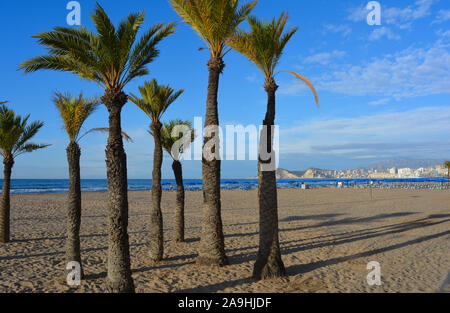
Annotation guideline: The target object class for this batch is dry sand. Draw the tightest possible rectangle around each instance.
[0,188,449,293]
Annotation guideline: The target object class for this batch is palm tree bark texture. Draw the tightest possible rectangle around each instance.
[150,121,164,261]
[172,159,185,243]
[101,89,135,293]
[197,57,229,266]
[0,155,14,243]
[253,78,286,280]
[65,142,84,278]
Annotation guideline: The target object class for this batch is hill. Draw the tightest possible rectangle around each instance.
[364,158,446,170]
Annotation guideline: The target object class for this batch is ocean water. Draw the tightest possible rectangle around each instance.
[0,178,448,194]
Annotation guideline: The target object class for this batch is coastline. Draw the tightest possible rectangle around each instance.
[2,178,449,195]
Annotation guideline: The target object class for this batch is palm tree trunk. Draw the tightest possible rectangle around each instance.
[197,57,228,266]
[65,142,84,278]
[172,160,184,243]
[253,78,286,280]
[0,155,13,243]
[102,89,134,293]
[150,121,164,262]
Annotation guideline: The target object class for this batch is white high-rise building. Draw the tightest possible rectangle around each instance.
[398,168,412,177]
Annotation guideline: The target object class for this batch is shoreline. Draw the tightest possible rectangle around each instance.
[7,181,450,196]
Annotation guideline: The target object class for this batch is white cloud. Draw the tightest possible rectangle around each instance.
[323,24,352,37]
[245,74,259,83]
[279,106,450,160]
[369,98,390,106]
[314,40,450,99]
[303,50,347,66]
[348,0,435,29]
[278,81,308,96]
[369,27,401,41]
[432,9,450,24]
[437,29,450,38]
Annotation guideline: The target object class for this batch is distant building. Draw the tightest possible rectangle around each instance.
[437,168,448,176]
[398,168,412,178]
[389,167,397,175]
[377,161,383,173]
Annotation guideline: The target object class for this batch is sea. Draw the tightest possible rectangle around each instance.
[0,178,448,194]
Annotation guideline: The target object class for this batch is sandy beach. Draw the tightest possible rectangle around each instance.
[0,188,449,293]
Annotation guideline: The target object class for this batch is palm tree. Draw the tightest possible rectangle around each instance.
[0,103,49,243]
[444,161,450,180]
[19,3,176,292]
[130,79,183,262]
[53,92,99,278]
[227,13,319,279]
[170,0,257,267]
[160,120,195,243]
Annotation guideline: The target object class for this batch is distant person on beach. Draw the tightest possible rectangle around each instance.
[170,184,174,191]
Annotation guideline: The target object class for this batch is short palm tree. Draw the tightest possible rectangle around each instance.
[227,13,319,280]
[160,120,195,243]
[130,79,183,262]
[444,161,450,180]
[19,3,176,292]
[170,0,257,267]
[53,92,99,279]
[0,103,49,243]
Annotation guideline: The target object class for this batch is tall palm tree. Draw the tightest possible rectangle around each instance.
[19,3,176,292]
[170,0,257,267]
[130,79,183,262]
[227,13,319,280]
[160,119,195,243]
[444,161,450,180]
[0,103,49,243]
[53,92,99,279]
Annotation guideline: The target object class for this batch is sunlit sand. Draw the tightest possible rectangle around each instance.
[0,188,448,293]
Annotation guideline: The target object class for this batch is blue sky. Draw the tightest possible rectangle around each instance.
[0,0,449,179]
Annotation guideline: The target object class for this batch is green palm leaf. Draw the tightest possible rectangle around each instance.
[171,0,257,58]
[0,104,49,159]
[157,119,196,159]
[19,2,177,91]
[53,92,100,142]
[129,79,184,124]
[227,13,319,106]
[80,127,134,143]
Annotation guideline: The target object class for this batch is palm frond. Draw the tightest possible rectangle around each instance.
[282,70,320,106]
[53,91,100,142]
[227,13,298,79]
[0,103,49,159]
[19,3,176,91]
[80,127,134,143]
[129,79,184,123]
[170,0,257,58]
[14,143,51,158]
[158,119,195,159]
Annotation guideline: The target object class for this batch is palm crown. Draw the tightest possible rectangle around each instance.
[228,13,297,79]
[228,13,319,105]
[160,119,195,160]
[53,92,100,143]
[170,0,257,58]
[129,79,184,124]
[0,104,49,159]
[19,3,176,91]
